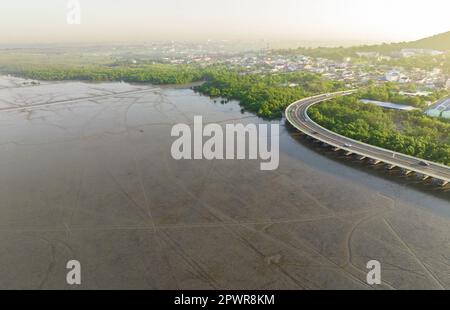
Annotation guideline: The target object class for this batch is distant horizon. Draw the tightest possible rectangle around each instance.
[0,37,386,49]
[1,31,449,50]
[1,0,450,46]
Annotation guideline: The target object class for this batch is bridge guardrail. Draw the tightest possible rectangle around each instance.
[285,91,450,183]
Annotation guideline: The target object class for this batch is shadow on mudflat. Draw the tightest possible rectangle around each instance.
[285,120,450,202]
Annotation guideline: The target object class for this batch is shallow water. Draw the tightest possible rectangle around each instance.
[0,76,448,289]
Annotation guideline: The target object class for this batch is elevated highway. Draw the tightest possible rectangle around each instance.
[285,91,450,187]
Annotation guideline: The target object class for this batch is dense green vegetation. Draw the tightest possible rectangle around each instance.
[309,97,450,165]
[1,62,345,118]
[1,58,345,118]
[2,51,449,164]
[0,63,205,85]
[195,70,345,118]
[357,82,448,109]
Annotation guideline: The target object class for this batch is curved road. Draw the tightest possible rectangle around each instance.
[285,91,450,186]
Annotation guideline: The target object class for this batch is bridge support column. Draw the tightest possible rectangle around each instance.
[386,164,396,170]
[432,178,449,187]
[416,174,430,181]
[401,169,413,176]
[357,155,366,160]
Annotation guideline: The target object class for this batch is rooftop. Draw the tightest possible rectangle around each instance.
[360,99,419,111]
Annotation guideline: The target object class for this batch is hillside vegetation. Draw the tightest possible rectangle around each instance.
[309,97,450,165]
[285,31,450,65]
[195,70,345,118]
[409,31,450,51]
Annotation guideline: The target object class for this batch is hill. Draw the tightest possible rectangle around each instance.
[288,30,450,60]
[348,31,450,53]
[406,31,450,51]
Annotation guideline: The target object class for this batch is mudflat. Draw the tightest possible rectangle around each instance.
[0,77,448,289]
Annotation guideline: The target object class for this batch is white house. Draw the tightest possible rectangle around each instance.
[385,70,401,82]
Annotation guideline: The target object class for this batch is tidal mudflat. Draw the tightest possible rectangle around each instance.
[0,76,448,289]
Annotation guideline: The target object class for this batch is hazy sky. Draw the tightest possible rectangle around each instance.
[1,0,450,45]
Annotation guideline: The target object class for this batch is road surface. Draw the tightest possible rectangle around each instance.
[286,91,450,186]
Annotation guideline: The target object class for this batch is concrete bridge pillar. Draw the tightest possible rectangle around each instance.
[416,174,430,181]
[386,164,396,170]
[401,169,413,176]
